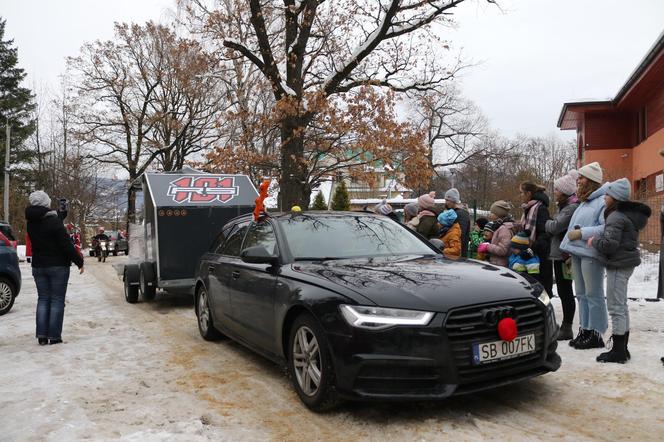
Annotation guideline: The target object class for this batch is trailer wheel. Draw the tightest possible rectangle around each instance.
[124,265,139,304]
[139,262,156,301]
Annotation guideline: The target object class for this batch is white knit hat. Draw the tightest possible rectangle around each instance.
[554,170,579,196]
[577,162,603,184]
[29,190,51,208]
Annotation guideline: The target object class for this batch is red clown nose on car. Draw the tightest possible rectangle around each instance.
[498,317,518,341]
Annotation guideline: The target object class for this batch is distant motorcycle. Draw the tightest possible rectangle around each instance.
[95,240,109,262]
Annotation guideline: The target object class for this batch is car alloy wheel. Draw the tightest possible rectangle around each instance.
[0,279,15,315]
[292,326,322,396]
[198,290,211,333]
[288,314,339,411]
[196,286,222,341]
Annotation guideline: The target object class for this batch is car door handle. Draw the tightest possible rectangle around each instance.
[231,271,240,279]
[208,265,216,272]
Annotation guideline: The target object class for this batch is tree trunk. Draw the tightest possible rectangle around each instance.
[127,184,136,227]
[279,118,310,209]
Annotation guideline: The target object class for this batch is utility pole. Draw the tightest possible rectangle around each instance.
[4,118,10,223]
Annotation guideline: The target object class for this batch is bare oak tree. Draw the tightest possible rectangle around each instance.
[68,22,224,222]
[183,0,496,208]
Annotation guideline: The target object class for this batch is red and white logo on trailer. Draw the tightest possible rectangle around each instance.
[167,176,239,204]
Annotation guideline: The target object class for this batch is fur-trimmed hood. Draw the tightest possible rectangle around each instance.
[617,201,651,231]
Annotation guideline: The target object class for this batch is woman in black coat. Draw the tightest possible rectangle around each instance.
[26,191,84,345]
[518,182,553,297]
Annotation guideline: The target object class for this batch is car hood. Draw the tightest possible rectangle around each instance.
[289,256,541,312]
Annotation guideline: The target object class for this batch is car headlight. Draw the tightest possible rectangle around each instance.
[339,305,434,330]
[538,291,551,306]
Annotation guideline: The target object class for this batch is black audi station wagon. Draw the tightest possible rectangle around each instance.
[194,211,561,411]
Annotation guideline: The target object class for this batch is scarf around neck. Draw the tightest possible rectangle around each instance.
[520,199,541,243]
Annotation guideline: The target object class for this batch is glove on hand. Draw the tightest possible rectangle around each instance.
[477,242,490,254]
[567,229,582,241]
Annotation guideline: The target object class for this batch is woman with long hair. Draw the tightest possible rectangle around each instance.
[560,162,608,350]
[518,181,553,297]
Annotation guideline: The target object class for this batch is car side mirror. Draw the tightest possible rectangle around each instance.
[240,246,279,266]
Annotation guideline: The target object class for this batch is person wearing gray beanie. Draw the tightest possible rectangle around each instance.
[26,191,84,346]
[444,188,470,257]
[591,177,651,363]
[605,177,631,202]
[444,188,460,205]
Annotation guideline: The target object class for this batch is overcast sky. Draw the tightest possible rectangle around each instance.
[2,0,663,140]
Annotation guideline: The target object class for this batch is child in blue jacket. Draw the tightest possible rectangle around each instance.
[508,230,540,276]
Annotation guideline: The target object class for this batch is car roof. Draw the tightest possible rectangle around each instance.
[226,210,379,225]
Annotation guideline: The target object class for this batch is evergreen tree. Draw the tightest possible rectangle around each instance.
[331,181,350,211]
[0,17,37,224]
[0,19,37,172]
[312,191,327,210]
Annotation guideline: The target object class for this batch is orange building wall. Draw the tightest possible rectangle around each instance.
[632,126,664,181]
[584,148,634,183]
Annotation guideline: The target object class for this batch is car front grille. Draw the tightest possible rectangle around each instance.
[353,364,441,394]
[444,298,546,385]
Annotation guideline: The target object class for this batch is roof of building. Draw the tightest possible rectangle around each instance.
[558,30,664,130]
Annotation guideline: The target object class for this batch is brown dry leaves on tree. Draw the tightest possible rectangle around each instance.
[183,0,494,207]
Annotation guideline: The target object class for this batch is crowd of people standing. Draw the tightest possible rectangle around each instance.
[376,161,654,365]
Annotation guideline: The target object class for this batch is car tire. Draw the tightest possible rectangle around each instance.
[196,286,223,341]
[288,313,340,412]
[139,262,156,301]
[124,267,139,304]
[0,277,16,315]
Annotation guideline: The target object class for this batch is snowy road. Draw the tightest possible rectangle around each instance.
[2,258,664,441]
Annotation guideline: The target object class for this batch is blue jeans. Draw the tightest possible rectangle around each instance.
[33,266,71,340]
[571,256,607,334]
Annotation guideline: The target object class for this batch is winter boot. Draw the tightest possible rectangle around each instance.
[625,331,631,360]
[596,335,627,363]
[573,330,605,349]
[48,338,63,345]
[557,323,574,341]
[569,328,587,347]
[38,338,48,346]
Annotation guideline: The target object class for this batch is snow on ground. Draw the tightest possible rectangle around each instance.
[1,258,664,441]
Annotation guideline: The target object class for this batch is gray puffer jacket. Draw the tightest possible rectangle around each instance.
[545,197,579,260]
[591,201,651,268]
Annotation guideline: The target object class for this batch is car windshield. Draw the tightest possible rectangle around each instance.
[279,214,436,260]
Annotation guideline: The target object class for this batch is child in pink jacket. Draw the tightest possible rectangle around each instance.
[477,200,514,267]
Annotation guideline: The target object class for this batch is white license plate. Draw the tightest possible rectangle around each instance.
[472,334,536,365]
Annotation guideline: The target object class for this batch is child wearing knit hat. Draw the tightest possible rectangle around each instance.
[589,177,651,364]
[508,230,540,275]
